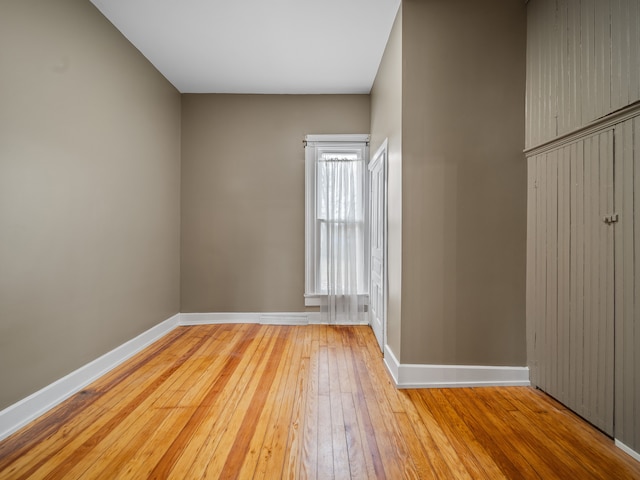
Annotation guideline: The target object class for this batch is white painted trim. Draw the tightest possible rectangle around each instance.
[304,135,370,300]
[308,316,369,326]
[179,312,324,326]
[615,440,640,462]
[179,312,260,325]
[384,344,400,383]
[525,100,640,156]
[0,313,180,441]
[383,345,530,388]
[180,311,370,326]
[259,314,308,325]
[304,134,370,144]
[304,294,369,308]
[368,139,388,352]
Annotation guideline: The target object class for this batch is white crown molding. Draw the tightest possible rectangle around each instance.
[0,313,180,441]
[615,440,640,463]
[384,345,530,389]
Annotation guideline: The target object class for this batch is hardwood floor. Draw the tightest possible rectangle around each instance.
[1,324,639,479]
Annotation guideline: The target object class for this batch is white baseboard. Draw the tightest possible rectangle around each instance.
[179,312,371,326]
[615,439,640,462]
[179,312,322,325]
[0,313,180,441]
[384,345,530,388]
[308,315,368,326]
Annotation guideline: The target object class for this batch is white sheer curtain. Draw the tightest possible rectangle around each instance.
[317,153,366,324]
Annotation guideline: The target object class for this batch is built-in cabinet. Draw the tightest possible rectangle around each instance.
[613,116,640,450]
[527,114,640,448]
[527,130,615,435]
[526,0,640,455]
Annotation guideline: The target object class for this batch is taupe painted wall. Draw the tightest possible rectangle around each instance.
[400,0,527,365]
[0,0,181,409]
[180,94,370,312]
[370,7,403,358]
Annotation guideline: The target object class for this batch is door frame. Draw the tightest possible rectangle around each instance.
[368,139,388,352]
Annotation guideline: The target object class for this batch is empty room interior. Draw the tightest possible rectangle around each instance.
[1,0,640,478]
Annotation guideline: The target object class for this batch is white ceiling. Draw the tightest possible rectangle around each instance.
[89,0,401,94]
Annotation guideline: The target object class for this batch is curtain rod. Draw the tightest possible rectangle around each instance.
[303,140,370,147]
[303,134,370,148]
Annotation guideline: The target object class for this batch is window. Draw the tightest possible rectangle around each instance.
[304,134,369,306]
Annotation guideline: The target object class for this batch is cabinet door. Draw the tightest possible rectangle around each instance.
[527,130,614,435]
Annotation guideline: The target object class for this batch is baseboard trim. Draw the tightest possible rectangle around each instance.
[383,344,401,383]
[615,440,640,462]
[179,312,323,325]
[384,345,530,388]
[179,312,371,326]
[0,313,180,441]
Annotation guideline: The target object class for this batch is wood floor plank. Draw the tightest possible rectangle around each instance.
[156,323,266,478]
[426,388,507,479]
[44,326,234,479]
[90,325,241,479]
[2,324,639,480]
[299,331,320,479]
[335,328,379,479]
[406,389,472,479]
[474,387,590,479]
[235,327,296,479]
[9,327,215,480]
[348,329,423,479]
[498,387,640,479]
[316,346,334,479]
[280,329,311,479]
[393,410,438,479]
[343,329,387,479]
[394,390,446,477]
[328,345,350,480]
[349,332,409,479]
[446,387,548,479]
[217,327,289,479]
[186,325,276,479]
[0,327,194,478]
[254,326,305,479]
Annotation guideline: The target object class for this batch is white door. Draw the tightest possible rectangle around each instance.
[368,141,387,351]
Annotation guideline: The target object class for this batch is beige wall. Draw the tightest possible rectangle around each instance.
[400,0,527,365]
[370,7,403,358]
[180,94,370,312]
[0,0,181,409]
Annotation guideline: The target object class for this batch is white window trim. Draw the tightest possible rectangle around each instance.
[304,134,370,307]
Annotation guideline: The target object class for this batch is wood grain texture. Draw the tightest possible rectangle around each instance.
[1,324,639,479]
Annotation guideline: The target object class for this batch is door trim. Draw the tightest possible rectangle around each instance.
[368,139,388,352]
